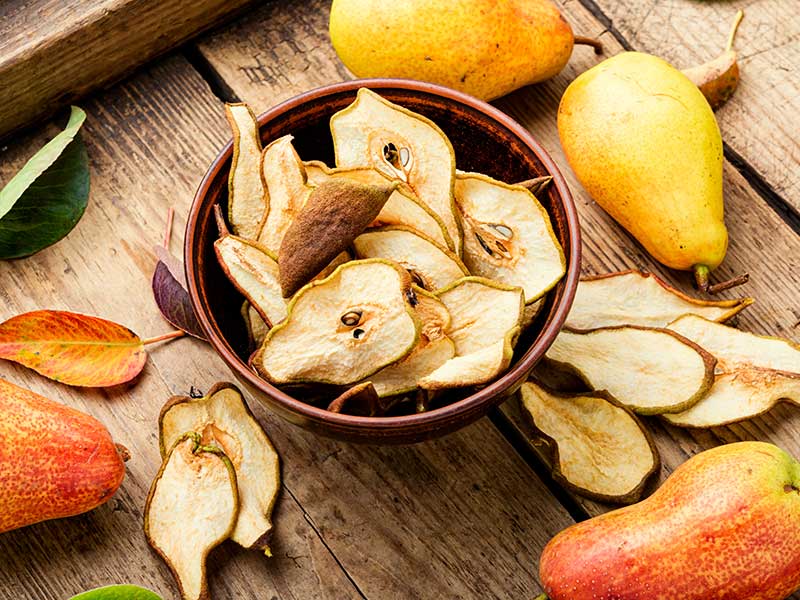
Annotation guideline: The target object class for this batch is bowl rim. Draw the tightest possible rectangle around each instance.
[186,77,581,433]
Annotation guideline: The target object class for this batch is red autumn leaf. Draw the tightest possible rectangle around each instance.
[0,310,147,387]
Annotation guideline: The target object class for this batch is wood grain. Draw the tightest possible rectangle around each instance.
[0,53,574,599]
[582,0,800,211]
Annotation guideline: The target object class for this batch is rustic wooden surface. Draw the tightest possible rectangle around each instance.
[1,0,799,598]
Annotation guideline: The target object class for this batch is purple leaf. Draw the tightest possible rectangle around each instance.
[152,257,207,341]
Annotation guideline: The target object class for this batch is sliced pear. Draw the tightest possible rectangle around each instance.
[455,172,565,304]
[327,381,381,416]
[241,301,269,350]
[664,315,800,427]
[279,179,396,297]
[567,270,754,329]
[256,135,311,252]
[253,259,420,385]
[353,226,467,291]
[225,103,266,240]
[304,161,452,248]
[144,432,238,600]
[159,383,280,552]
[330,88,460,252]
[521,298,544,331]
[546,326,716,414]
[520,381,659,503]
[516,175,553,198]
[419,277,523,389]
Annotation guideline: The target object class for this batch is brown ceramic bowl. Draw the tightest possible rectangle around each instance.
[186,78,580,444]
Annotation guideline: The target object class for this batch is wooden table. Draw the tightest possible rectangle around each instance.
[1,1,798,598]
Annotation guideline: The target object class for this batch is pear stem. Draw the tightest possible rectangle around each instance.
[694,264,750,294]
[574,36,604,55]
[162,206,174,248]
[115,444,131,462]
[534,595,550,600]
[142,330,185,345]
[726,10,745,52]
[213,204,230,237]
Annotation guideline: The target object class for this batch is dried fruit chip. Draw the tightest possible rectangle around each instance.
[159,383,280,552]
[520,381,659,503]
[225,103,266,239]
[241,301,269,350]
[353,226,467,291]
[567,270,753,329]
[545,326,716,414]
[327,381,381,416]
[455,173,565,303]
[252,259,420,385]
[664,315,800,427]
[144,433,238,600]
[331,88,461,252]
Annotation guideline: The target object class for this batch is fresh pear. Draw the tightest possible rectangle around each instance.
[558,52,745,293]
[0,377,128,533]
[329,0,602,102]
[540,441,800,600]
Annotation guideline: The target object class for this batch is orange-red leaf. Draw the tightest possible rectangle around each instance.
[0,310,146,387]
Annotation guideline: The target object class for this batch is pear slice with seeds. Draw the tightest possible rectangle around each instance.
[304,161,452,249]
[420,277,523,389]
[144,432,238,600]
[330,88,461,252]
[455,172,565,304]
[567,270,754,330]
[253,259,420,386]
[256,135,312,252]
[159,383,280,553]
[225,103,266,239]
[664,315,800,427]
[353,226,467,291]
[520,381,659,504]
[546,326,716,415]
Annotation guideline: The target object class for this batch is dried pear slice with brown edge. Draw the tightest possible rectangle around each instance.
[353,225,467,291]
[304,161,453,249]
[144,432,238,600]
[327,381,381,416]
[159,383,280,553]
[252,259,421,386]
[330,88,461,253]
[225,103,267,240]
[278,179,396,297]
[241,301,269,350]
[545,326,716,415]
[521,298,544,331]
[520,381,659,504]
[420,277,524,389]
[455,172,565,304]
[567,270,754,330]
[256,135,312,252]
[663,315,800,427]
[214,206,286,327]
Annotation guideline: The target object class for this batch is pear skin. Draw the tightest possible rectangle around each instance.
[540,441,800,600]
[558,52,729,290]
[0,377,128,533]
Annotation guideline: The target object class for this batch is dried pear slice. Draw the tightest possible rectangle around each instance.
[225,103,266,240]
[520,381,659,503]
[144,432,238,600]
[327,381,381,416]
[521,298,544,331]
[241,301,269,350]
[253,259,420,385]
[353,226,467,291]
[546,326,716,415]
[256,135,311,252]
[304,161,452,249]
[159,383,280,552]
[455,172,565,304]
[419,277,524,389]
[330,88,461,252]
[567,270,754,329]
[279,179,396,297]
[664,316,800,427]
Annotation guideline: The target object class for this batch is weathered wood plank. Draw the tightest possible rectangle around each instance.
[583,0,800,211]
[0,53,574,598]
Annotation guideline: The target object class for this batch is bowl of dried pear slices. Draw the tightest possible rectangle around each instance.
[186,79,580,443]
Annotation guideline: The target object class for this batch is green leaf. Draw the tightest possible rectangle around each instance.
[0,107,90,259]
[69,585,163,600]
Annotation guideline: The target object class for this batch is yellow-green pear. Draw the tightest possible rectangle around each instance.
[558,52,739,292]
[329,0,602,102]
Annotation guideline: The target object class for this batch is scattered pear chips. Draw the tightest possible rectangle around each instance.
[145,433,238,600]
[520,381,659,503]
[225,103,266,240]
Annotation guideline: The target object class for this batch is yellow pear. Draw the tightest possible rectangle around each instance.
[329,0,602,102]
[558,51,738,292]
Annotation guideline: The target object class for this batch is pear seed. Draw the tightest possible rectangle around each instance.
[475,232,494,256]
[353,328,365,339]
[490,223,513,240]
[341,310,363,327]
